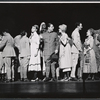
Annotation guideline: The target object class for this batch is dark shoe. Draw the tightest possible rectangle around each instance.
[94,76,100,80]
[24,78,29,82]
[42,77,46,81]
[69,77,77,81]
[78,77,83,81]
[60,78,65,81]
[43,77,50,82]
[20,78,24,82]
[57,77,61,80]
[56,77,61,81]
[50,78,56,82]
[64,78,70,82]
[5,79,11,83]
[11,78,15,82]
[14,79,18,81]
[86,77,91,80]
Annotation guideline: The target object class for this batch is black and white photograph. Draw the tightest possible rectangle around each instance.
[0,2,100,98]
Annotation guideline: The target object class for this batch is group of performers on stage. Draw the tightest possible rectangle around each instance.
[0,22,100,83]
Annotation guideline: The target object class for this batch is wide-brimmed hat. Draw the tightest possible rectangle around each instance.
[48,52,59,63]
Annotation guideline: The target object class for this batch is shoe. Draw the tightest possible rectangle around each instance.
[60,78,65,81]
[5,79,11,83]
[50,78,56,82]
[78,78,83,81]
[86,77,91,81]
[24,78,29,82]
[20,78,24,82]
[30,78,38,82]
[64,78,69,81]
[43,77,50,82]
[35,78,39,82]
[31,79,36,82]
[57,77,61,80]
[56,77,61,81]
[42,77,46,81]
[60,77,69,82]
[69,77,77,81]
[11,78,15,82]
[94,77,100,80]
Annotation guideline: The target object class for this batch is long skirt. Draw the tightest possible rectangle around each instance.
[83,49,97,73]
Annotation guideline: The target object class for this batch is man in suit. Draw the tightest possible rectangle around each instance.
[70,22,83,81]
[0,29,16,82]
[42,23,59,81]
[19,31,30,82]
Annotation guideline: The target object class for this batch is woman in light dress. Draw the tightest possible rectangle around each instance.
[28,25,41,81]
[83,28,97,80]
[92,29,100,79]
[58,24,72,81]
[0,34,3,70]
[0,34,6,81]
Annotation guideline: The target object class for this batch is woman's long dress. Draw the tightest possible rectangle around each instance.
[28,32,41,71]
[83,36,97,73]
[93,33,100,72]
[0,39,6,73]
[59,33,72,72]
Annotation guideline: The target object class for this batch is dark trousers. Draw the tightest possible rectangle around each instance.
[14,57,19,80]
[77,51,84,78]
[45,60,56,78]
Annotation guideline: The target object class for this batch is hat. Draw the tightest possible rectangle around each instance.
[59,24,67,32]
[48,52,59,63]
[33,25,39,30]
[40,22,46,31]
[41,22,45,25]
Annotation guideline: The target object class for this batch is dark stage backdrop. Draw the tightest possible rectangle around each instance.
[0,3,100,42]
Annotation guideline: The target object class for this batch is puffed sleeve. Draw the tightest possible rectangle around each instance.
[0,36,7,50]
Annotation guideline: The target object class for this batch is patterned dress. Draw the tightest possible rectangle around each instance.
[83,36,97,73]
[28,32,41,71]
[0,40,3,70]
[93,33,100,72]
[59,33,72,71]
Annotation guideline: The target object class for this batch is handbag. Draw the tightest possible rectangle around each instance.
[48,52,59,63]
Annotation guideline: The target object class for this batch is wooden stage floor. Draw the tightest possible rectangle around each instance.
[0,80,100,98]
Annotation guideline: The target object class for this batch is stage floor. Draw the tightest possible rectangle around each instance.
[0,80,100,98]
